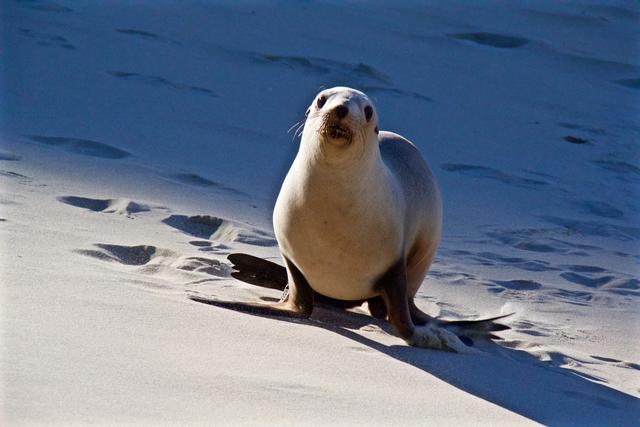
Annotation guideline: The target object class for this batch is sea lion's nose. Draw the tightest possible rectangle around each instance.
[333,104,349,119]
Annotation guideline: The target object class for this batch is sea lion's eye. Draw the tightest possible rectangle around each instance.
[364,106,373,122]
[317,96,327,109]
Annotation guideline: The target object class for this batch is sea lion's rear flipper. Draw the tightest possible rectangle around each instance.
[441,313,514,336]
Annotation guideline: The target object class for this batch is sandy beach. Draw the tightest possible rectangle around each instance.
[1,1,639,425]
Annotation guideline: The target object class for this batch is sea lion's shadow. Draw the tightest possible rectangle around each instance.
[194,296,638,425]
[201,253,639,424]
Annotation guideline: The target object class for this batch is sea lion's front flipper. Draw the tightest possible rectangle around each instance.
[227,253,364,310]
[227,253,288,290]
[190,256,315,319]
[188,294,311,319]
[442,313,514,333]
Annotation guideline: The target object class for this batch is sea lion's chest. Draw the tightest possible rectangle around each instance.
[273,165,404,300]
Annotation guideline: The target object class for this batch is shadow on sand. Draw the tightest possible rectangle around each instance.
[190,254,639,426]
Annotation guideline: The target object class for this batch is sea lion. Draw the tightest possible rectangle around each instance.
[192,87,506,352]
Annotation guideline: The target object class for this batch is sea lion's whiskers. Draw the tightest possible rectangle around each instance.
[288,118,307,143]
[287,119,304,134]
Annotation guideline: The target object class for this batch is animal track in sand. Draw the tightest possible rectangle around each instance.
[108,71,217,97]
[0,152,21,161]
[557,122,606,136]
[116,28,159,39]
[441,164,548,189]
[188,240,231,254]
[591,160,640,183]
[257,54,391,84]
[18,28,75,49]
[468,251,559,272]
[559,272,616,288]
[176,256,231,277]
[75,243,232,278]
[163,214,277,246]
[359,86,432,102]
[614,78,640,90]
[447,32,529,48]
[548,288,594,306]
[58,196,150,216]
[0,170,33,183]
[27,135,131,159]
[575,200,624,219]
[428,270,478,286]
[115,28,180,45]
[541,215,640,241]
[561,264,607,273]
[511,319,551,337]
[559,269,639,296]
[486,228,603,255]
[563,135,590,145]
[16,0,72,13]
[167,173,245,195]
[489,279,543,292]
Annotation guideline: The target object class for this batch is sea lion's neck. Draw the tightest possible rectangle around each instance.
[296,137,384,194]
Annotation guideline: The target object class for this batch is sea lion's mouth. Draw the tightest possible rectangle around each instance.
[328,125,351,139]
[322,124,352,142]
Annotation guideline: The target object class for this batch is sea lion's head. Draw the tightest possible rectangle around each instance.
[301,87,378,162]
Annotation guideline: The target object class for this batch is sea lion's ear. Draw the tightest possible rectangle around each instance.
[374,126,379,134]
[305,108,310,117]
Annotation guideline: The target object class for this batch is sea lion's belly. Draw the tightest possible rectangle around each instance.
[275,196,403,301]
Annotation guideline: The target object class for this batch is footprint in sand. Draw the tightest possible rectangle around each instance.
[548,288,594,306]
[575,200,624,219]
[559,269,639,296]
[359,86,433,102]
[511,319,551,337]
[18,28,75,50]
[591,160,640,185]
[16,0,72,13]
[27,135,131,159]
[563,135,590,145]
[1,170,33,183]
[58,196,150,216]
[486,228,603,255]
[589,355,640,371]
[77,244,158,266]
[427,269,478,286]
[0,152,22,161]
[0,170,44,187]
[188,240,231,254]
[115,28,181,46]
[447,32,529,48]
[75,243,232,278]
[559,272,615,288]
[108,71,217,97]
[467,251,559,272]
[488,279,543,293]
[541,215,640,241]
[441,164,548,189]
[557,122,606,136]
[614,78,640,90]
[167,173,245,196]
[163,214,277,247]
[257,54,392,84]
